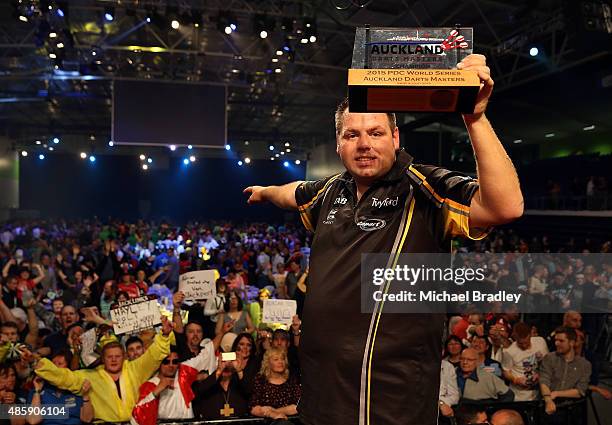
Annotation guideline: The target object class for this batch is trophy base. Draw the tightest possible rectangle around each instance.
[348,69,480,113]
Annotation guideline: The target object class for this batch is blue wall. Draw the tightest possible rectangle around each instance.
[19,154,306,222]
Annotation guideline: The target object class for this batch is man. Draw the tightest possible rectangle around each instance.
[454,405,488,425]
[126,336,145,361]
[244,54,522,424]
[539,327,591,425]
[40,305,79,357]
[502,321,548,401]
[284,260,302,300]
[471,334,502,377]
[35,316,173,423]
[457,348,514,403]
[490,409,525,425]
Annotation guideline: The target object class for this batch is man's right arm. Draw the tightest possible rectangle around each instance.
[243,182,302,210]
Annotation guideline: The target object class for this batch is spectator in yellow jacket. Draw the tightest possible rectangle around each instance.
[34,317,174,423]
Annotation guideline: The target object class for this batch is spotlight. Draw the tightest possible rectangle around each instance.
[48,146,54,151]
[295,159,301,165]
[39,154,45,160]
[224,26,232,35]
[53,137,60,144]
[225,144,231,151]
[529,47,539,57]
[309,35,317,43]
[104,7,114,22]
[19,15,28,23]
[272,58,279,63]
[238,160,243,166]
[170,144,176,151]
[57,8,64,18]
[513,139,523,144]
[188,145,193,150]
[183,158,190,165]
[244,157,251,164]
[300,38,308,44]
[80,152,87,159]
[49,32,57,38]
[146,17,151,23]
[142,164,149,170]
[276,50,283,56]
[275,68,282,73]
[583,125,595,131]
[545,133,555,138]
[21,151,28,157]
[89,155,96,162]
[230,23,237,31]
[35,140,41,145]
[280,151,285,155]
[139,154,145,160]
[171,20,180,29]
[275,153,280,158]
[260,30,268,39]
[283,161,289,167]
[286,148,291,152]
[189,155,196,162]
[56,42,64,49]
[49,53,57,59]
[269,145,274,151]
[284,142,290,146]
[108,140,114,147]
[271,157,275,161]
[147,158,153,164]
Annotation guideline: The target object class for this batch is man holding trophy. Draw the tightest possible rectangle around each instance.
[244,27,523,425]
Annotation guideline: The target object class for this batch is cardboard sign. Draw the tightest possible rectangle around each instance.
[80,328,98,366]
[110,296,161,335]
[179,270,217,301]
[262,299,297,325]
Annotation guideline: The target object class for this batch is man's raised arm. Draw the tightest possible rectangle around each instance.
[243,182,303,210]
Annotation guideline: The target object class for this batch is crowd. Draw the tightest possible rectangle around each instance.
[0,219,609,424]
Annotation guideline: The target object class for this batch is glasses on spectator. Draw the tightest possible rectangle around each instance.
[161,359,180,365]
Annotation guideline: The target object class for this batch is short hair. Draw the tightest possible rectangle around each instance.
[185,321,203,333]
[554,326,577,342]
[125,336,143,349]
[52,349,73,366]
[334,97,397,135]
[273,329,290,341]
[1,321,18,331]
[260,347,289,381]
[455,404,486,425]
[491,409,525,425]
[512,322,531,340]
[101,341,125,358]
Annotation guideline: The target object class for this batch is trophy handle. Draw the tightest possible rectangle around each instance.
[364,24,371,70]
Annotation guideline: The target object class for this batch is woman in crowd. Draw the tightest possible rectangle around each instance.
[230,332,260,394]
[444,335,464,368]
[249,347,300,421]
[215,291,255,336]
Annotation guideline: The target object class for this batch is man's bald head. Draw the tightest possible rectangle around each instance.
[491,409,524,425]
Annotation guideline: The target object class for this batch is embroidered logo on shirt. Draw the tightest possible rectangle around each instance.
[371,196,399,208]
[334,196,347,205]
[357,218,386,231]
[323,209,339,225]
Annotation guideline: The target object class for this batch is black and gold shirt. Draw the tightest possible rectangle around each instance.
[295,149,488,425]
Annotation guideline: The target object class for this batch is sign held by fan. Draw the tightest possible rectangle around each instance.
[110,296,162,335]
[262,299,297,326]
[348,27,479,113]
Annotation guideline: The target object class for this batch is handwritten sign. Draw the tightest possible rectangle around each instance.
[110,296,161,335]
[80,328,98,366]
[262,299,297,325]
[179,270,217,301]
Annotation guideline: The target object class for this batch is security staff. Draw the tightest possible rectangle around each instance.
[244,54,523,425]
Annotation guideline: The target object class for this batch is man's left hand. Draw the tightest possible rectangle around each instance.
[458,54,493,121]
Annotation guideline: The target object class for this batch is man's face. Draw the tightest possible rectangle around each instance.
[52,355,68,369]
[103,281,114,296]
[555,333,573,355]
[6,278,17,291]
[185,323,203,348]
[336,111,399,185]
[126,342,144,361]
[160,352,180,378]
[471,336,488,354]
[1,326,18,343]
[516,335,532,351]
[103,347,125,374]
[459,349,479,374]
[272,335,289,350]
[564,313,582,329]
[52,299,64,315]
[61,306,78,329]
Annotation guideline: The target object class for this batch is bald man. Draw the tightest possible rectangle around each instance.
[491,409,524,425]
[458,348,514,403]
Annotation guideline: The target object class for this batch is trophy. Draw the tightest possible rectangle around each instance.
[348,26,479,113]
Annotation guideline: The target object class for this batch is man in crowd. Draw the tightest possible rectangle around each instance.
[457,348,514,403]
[502,321,548,401]
[539,327,591,424]
[244,53,523,424]
[39,305,79,357]
[490,409,525,425]
[34,316,174,423]
[126,336,145,361]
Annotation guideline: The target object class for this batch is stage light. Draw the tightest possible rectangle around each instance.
[146,17,151,23]
[48,146,54,151]
[529,47,539,57]
[19,15,28,23]
[39,154,45,160]
[57,42,64,48]
[284,142,290,146]
[21,151,28,157]
[91,51,97,56]
[275,153,280,158]
[183,158,189,165]
[244,157,251,164]
[35,140,41,145]
[276,50,283,56]
[189,155,196,162]
[49,32,57,38]
[139,154,145,160]
[53,137,60,144]
[147,158,153,164]
[309,35,317,43]
[170,144,176,151]
[260,30,268,39]
[188,145,193,150]
[171,20,180,29]
[280,151,285,155]
[269,145,274,151]
[271,157,275,161]
[80,152,87,159]
[545,133,555,138]
[57,8,64,18]
[272,58,279,63]
[295,159,301,165]
[283,161,289,167]
[513,139,523,144]
[286,148,291,152]
[275,68,282,73]
[142,164,149,170]
[225,144,231,151]
[583,125,595,131]
[89,155,96,162]
[230,23,237,31]
[238,160,243,166]
[49,53,57,59]
[224,26,232,34]
[300,37,308,44]
[104,7,114,21]
[108,141,114,147]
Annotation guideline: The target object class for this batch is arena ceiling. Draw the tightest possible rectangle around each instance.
[0,0,611,160]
